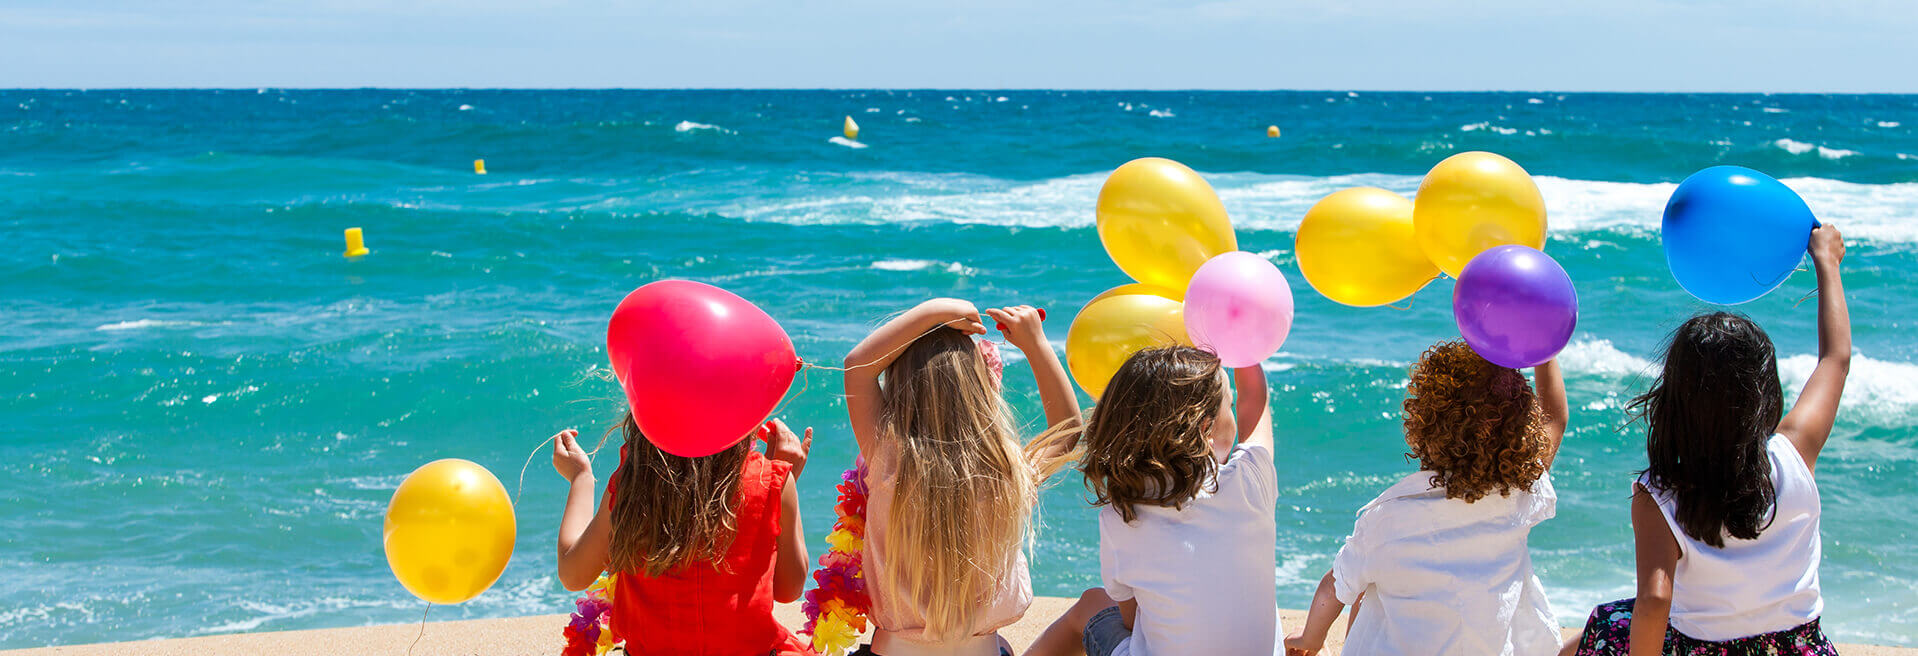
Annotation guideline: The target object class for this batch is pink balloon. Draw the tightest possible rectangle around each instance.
[1184,252,1296,368]
[607,281,800,458]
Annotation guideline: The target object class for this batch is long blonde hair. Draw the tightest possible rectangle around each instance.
[605,412,751,577]
[874,327,1036,643]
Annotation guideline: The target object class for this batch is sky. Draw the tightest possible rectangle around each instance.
[3,0,1915,92]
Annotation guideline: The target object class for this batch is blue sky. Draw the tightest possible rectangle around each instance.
[3,0,1914,91]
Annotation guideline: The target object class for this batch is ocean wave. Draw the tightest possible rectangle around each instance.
[1879,121,1902,128]
[870,258,974,275]
[673,120,730,134]
[706,169,1918,242]
[95,319,207,331]
[1779,352,1918,425]
[1773,138,1858,160]
[1460,122,1519,135]
[828,136,867,149]
[1558,339,1656,379]
[1148,108,1175,118]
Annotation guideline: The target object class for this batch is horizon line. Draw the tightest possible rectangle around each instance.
[4,87,1917,96]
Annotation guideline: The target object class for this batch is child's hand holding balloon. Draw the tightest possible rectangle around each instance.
[550,429,591,481]
[987,305,1049,353]
[757,419,813,478]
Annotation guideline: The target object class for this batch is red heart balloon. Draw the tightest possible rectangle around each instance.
[607,281,799,457]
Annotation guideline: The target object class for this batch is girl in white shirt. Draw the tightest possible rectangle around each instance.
[1564,225,1850,656]
[1285,341,1571,656]
[1023,346,1279,656]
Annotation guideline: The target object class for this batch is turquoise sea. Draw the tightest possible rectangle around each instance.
[2,90,1915,648]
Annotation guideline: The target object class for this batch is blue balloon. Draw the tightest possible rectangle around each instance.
[1662,166,1817,305]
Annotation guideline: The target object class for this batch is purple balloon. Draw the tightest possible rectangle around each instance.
[1452,245,1577,369]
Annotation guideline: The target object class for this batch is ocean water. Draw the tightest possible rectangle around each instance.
[2,90,1915,648]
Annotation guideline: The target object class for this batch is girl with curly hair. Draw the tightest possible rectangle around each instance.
[1563,225,1850,656]
[1285,342,1569,656]
[1022,345,1279,656]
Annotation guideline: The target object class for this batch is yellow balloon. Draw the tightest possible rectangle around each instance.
[1413,151,1547,277]
[1087,282,1184,305]
[1066,293,1190,399]
[1296,187,1438,307]
[384,459,516,605]
[1096,158,1238,291]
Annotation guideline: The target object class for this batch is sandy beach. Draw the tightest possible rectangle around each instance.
[3,597,1909,656]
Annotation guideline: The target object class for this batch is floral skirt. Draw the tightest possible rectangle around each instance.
[1574,599,1838,656]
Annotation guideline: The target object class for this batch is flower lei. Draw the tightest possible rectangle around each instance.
[562,573,621,656]
[798,461,872,656]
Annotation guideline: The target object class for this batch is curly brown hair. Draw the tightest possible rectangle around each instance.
[1078,346,1225,523]
[1402,341,1551,502]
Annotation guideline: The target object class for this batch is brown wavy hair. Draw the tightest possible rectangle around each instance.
[1076,346,1225,523]
[605,412,751,577]
[1402,341,1551,502]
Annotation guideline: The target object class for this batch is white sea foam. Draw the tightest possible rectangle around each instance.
[673,120,730,133]
[457,104,473,111]
[1779,352,1918,424]
[95,319,204,331]
[1148,108,1175,118]
[1527,98,1545,105]
[1460,122,1518,135]
[870,258,974,275]
[1558,339,1656,379]
[1774,138,1815,155]
[1878,121,1901,128]
[703,168,1918,243]
[828,136,868,149]
[1762,106,1789,113]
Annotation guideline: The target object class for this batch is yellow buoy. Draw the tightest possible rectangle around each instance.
[1267,125,1281,138]
[843,116,859,140]
[343,227,369,258]
[473,159,487,175]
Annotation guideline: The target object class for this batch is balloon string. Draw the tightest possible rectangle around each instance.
[512,321,952,502]
[1384,274,1446,311]
[405,602,430,656]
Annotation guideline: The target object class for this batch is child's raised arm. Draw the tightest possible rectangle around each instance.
[987,305,1082,430]
[552,429,612,591]
[844,299,985,455]
[1534,358,1568,468]
[1778,224,1851,473]
[1234,365,1273,451]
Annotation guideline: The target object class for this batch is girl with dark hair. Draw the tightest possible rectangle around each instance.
[1566,225,1851,656]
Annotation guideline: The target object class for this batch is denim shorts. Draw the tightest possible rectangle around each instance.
[1082,606,1132,656]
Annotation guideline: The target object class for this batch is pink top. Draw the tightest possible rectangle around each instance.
[862,439,1033,656]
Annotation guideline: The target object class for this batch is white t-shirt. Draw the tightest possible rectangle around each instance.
[1641,433,1823,641]
[1332,471,1561,656]
[1098,443,1281,656]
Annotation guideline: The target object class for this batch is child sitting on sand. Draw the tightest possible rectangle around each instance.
[1285,342,1569,656]
[842,299,1082,656]
[550,414,816,655]
[1023,345,1280,656]
[1564,226,1850,656]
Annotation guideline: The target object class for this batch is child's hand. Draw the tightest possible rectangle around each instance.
[550,429,592,482]
[1810,224,1845,269]
[985,305,1049,354]
[758,419,813,478]
[919,298,986,335]
[1283,630,1322,656]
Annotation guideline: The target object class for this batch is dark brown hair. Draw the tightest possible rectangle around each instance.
[1402,341,1551,502]
[1078,346,1226,523]
[605,412,751,577]
[1631,312,1781,548]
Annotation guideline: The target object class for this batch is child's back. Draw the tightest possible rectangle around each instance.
[1025,345,1280,656]
[551,415,815,656]
[1288,341,1570,656]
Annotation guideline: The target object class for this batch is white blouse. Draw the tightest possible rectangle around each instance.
[1333,471,1562,656]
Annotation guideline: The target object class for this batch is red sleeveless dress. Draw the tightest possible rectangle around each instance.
[605,447,813,656]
